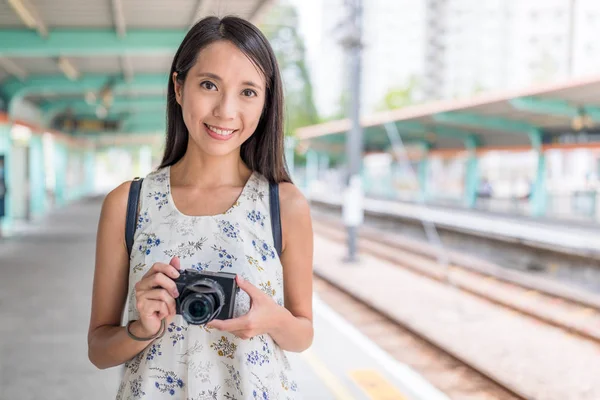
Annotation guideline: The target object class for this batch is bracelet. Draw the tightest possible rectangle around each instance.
[126,319,166,341]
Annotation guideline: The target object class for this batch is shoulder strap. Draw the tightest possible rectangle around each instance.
[269,181,282,257]
[126,178,144,257]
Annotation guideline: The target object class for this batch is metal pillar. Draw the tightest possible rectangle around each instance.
[342,0,364,263]
[54,141,68,207]
[305,149,318,192]
[417,142,430,202]
[463,135,479,208]
[0,124,11,236]
[529,129,547,217]
[29,134,46,218]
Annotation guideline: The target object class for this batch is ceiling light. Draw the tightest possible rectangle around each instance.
[7,0,36,28]
[58,57,80,81]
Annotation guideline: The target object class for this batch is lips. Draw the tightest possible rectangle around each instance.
[204,123,237,141]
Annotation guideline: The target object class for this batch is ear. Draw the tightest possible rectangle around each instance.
[172,72,183,105]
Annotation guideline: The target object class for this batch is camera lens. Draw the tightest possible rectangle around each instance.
[178,278,227,325]
[181,294,215,325]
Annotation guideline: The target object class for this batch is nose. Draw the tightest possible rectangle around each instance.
[213,92,236,120]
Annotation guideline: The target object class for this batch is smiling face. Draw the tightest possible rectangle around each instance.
[173,40,267,158]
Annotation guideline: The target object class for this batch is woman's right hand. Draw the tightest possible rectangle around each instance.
[132,256,181,337]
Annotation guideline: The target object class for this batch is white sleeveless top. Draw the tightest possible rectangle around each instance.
[117,166,301,400]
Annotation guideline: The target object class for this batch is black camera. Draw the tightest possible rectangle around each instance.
[173,269,238,325]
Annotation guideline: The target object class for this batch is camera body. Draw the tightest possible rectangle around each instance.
[173,269,238,325]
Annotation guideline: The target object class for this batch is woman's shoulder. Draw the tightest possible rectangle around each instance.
[278,181,311,222]
[100,167,168,218]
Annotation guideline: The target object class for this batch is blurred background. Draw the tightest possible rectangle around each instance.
[1,0,600,399]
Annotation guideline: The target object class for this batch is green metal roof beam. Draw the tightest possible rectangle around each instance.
[394,121,479,148]
[41,96,166,112]
[43,97,166,123]
[3,73,167,116]
[510,97,600,122]
[3,73,168,99]
[433,112,537,134]
[0,29,185,57]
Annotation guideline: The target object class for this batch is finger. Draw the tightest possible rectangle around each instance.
[230,330,252,340]
[144,288,176,316]
[137,272,179,297]
[236,275,263,299]
[207,315,249,332]
[170,256,181,271]
[157,302,169,320]
[141,262,181,281]
[137,299,166,319]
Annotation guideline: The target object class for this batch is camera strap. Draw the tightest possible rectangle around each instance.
[125,177,283,258]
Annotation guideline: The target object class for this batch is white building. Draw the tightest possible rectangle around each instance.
[296,0,600,117]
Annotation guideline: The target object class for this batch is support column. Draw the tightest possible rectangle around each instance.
[54,141,68,207]
[529,129,547,217]
[84,147,96,195]
[463,135,479,208]
[417,141,431,202]
[305,149,318,192]
[29,134,46,218]
[0,123,12,234]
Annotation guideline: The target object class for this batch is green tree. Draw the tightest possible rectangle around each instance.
[376,75,420,111]
[260,2,319,135]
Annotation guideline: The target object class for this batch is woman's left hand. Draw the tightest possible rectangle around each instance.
[206,275,284,339]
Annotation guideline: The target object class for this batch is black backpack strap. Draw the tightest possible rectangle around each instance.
[269,181,282,257]
[125,178,144,257]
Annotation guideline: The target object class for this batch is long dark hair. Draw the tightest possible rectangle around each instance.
[159,16,291,184]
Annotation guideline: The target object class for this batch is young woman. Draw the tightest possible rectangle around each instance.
[88,16,314,399]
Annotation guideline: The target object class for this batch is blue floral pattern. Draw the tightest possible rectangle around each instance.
[119,166,300,399]
[217,220,242,242]
[147,190,169,210]
[167,322,188,346]
[150,367,185,395]
[247,210,266,228]
[138,233,161,255]
[211,245,238,270]
[252,239,276,262]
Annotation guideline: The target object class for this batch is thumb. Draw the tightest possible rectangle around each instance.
[237,275,261,298]
[170,256,181,270]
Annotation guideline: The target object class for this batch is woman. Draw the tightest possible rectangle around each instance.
[88,16,314,399]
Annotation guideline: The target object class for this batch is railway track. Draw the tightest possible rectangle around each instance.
[312,214,600,346]
[313,276,528,400]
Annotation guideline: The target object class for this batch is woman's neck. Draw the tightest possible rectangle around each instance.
[169,146,251,189]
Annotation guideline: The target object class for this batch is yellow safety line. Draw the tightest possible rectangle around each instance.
[301,349,357,400]
[349,369,409,400]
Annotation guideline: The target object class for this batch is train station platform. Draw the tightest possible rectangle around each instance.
[0,198,446,400]
[309,192,600,258]
[311,225,600,400]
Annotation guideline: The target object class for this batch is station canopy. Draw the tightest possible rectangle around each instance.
[0,0,272,139]
[295,74,600,155]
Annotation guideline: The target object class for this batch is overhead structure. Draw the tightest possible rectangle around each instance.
[296,74,600,216]
[0,0,273,137]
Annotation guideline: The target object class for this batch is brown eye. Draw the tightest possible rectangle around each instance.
[201,81,217,90]
[242,89,257,97]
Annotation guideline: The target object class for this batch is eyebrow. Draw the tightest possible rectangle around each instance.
[196,72,262,90]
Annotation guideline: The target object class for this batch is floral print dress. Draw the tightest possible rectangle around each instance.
[117,166,300,400]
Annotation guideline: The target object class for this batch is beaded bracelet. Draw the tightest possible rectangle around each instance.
[126,319,166,341]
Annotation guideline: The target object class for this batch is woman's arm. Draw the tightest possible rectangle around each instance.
[268,182,314,352]
[87,182,156,369]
